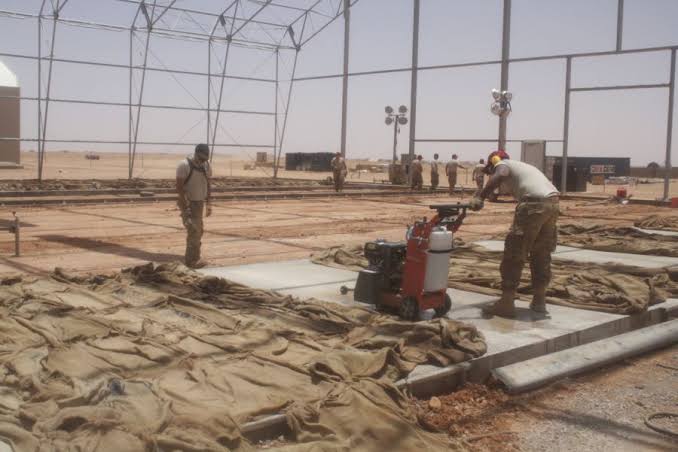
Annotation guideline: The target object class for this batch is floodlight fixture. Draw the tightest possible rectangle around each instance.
[491,103,501,116]
[491,89,501,101]
[385,106,394,114]
[503,91,513,101]
[385,117,394,125]
[398,116,408,125]
[398,105,408,114]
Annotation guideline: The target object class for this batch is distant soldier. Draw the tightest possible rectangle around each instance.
[411,155,424,191]
[331,152,348,192]
[446,153,466,194]
[176,143,212,269]
[472,158,486,195]
[430,153,440,190]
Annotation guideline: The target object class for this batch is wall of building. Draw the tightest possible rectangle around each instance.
[0,85,20,164]
[630,167,678,178]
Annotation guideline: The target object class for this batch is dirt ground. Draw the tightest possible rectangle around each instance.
[416,345,678,452]
[0,193,664,277]
[6,150,678,198]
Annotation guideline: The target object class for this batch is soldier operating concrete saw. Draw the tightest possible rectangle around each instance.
[469,150,560,318]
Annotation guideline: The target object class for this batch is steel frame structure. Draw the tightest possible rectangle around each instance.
[293,0,677,198]
[0,0,676,195]
[0,0,358,180]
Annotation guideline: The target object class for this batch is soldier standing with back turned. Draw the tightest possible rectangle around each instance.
[331,152,348,192]
[430,153,440,191]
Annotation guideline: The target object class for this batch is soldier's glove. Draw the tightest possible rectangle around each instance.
[469,196,485,212]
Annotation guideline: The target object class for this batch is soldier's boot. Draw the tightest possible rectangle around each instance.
[529,285,548,313]
[481,288,516,318]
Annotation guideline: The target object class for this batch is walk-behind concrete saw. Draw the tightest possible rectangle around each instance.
[345,203,471,320]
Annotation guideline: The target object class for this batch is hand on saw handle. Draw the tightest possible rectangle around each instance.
[469,196,485,212]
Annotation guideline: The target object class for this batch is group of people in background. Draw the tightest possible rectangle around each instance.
[410,153,486,194]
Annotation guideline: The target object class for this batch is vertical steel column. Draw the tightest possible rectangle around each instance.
[276,14,308,174]
[497,0,511,151]
[339,0,350,157]
[207,38,211,145]
[210,3,239,162]
[408,0,420,162]
[561,57,572,193]
[39,0,61,181]
[663,49,676,200]
[273,48,279,178]
[130,30,152,178]
[276,49,300,172]
[616,0,624,52]
[37,2,44,180]
[128,29,133,179]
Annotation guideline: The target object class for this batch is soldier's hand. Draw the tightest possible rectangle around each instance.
[469,197,484,211]
[205,203,213,217]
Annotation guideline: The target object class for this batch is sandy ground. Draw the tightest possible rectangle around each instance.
[0,192,665,278]
[416,345,678,451]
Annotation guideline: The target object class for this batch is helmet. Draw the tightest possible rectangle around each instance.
[484,150,509,174]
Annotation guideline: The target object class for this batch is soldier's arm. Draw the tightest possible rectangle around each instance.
[479,166,509,199]
[206,163,213,217]
[176,177,187,210]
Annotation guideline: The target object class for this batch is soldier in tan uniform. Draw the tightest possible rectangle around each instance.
[445,153,466,194]
[410,155,424,191]
[430,153,440,190]
[470,151,560,318]
[472,158,485,195]
[330,152,348,192]
[176,144,212,269]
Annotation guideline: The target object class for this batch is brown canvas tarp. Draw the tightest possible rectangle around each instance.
[634,215,678,232]
[557,223,678,257]
[312,245,674,315]
[0,263,486,451]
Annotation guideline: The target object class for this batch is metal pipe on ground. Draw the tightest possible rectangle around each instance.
[493,319,678,394]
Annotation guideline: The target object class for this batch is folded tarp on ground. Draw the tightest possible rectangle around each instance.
[558,223,678,257]
[634,215,678,232]
[0,263,485,451]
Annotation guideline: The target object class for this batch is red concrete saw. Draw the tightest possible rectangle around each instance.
[342,203,471,321]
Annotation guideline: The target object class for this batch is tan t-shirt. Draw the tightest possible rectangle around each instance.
[494,160,558,200]
[431,160,440,175]
[411,160,423,175]
[446,159,460,176]
[472,163,485,181]
[176,158,212,201]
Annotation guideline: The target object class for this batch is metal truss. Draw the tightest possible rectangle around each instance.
[0,0,358,180]
[1,0,675,196]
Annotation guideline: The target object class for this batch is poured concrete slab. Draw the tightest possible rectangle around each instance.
[474,240,678,268]
[201,259,357,291]
[200,258,678,398]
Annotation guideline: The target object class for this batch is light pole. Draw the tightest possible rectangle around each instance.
[385,105,408,163]
[491,89,513,150]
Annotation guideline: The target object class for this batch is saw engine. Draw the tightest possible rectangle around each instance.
[352,203,471,321]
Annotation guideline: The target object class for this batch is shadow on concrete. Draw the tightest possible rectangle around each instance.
[38,235,184,263]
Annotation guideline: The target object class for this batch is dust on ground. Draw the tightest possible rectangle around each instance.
[415,345,678,452]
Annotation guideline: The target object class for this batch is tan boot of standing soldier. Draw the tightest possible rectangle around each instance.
[529,285,548,313]
[482,289,516,318]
